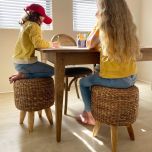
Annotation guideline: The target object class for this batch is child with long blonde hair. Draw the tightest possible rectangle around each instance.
[78,0,141,125]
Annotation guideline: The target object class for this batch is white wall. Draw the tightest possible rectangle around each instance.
[126,0,141,35]
[140,0,152,46]
[137,0,152,83]
[0,0,143,92]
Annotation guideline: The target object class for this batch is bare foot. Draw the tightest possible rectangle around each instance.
[87,112,95,125]
[77,111,95,126]
[9,73,25,84]
[9,74,16,80]
[79,111,88,123]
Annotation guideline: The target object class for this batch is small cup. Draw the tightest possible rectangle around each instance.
[77,34,86,48]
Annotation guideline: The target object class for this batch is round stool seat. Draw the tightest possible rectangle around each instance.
[14,78,54,112]
[91,85,139,126]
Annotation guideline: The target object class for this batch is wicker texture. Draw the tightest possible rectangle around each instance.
[91,86,139,126]
[14,78,54,111]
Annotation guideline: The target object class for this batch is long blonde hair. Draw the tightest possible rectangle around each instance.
[97,0,141,62]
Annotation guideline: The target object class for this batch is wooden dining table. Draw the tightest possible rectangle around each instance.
[38,46,152,142]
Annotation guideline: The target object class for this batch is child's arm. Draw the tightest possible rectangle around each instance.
[29,24,50,48]
[86,25,100,49]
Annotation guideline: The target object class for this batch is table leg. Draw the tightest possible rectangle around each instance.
[55,54,65,142]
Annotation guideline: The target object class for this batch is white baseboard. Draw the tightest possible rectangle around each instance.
[0,91,13,94]
[137,79,151,84]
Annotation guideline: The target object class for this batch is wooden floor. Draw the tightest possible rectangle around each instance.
[0,81,152,152]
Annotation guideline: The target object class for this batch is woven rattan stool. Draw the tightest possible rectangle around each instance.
[91,85,139,152]
[13,78,54,132]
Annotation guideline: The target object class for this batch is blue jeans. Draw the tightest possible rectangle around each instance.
[14,61,54,79]
[79,74,137,112]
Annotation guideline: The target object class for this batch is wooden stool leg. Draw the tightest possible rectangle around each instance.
[38,110,42,118]
[74,78,80,99]
[111,126,117,152]
[20,111,26,124]
[127,124,135,140]
[93,121,101,137]
[45,108,53,125]
[64,77,68,115]
[28,112,34,133]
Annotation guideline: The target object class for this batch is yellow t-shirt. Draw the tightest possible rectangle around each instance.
[99,56,136,78]
[13,21,50,64]
[87,26,137,78]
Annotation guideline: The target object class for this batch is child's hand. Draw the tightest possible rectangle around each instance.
[52,41,60,48]
[50,41,60,48]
